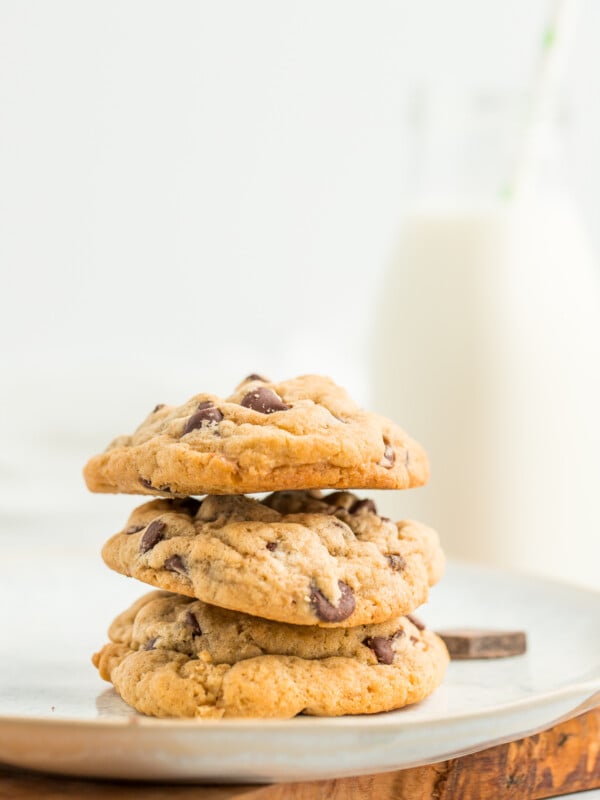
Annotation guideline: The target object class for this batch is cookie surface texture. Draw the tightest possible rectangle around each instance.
[101,491,444,627]
[93,591,449,718]
[83,375,429,496]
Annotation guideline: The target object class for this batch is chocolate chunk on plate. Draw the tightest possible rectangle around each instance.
[436,628,527,659]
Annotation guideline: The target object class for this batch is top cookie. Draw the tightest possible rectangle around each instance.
[83,374,429,496]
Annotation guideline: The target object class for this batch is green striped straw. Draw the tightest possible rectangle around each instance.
[502,0,579,201]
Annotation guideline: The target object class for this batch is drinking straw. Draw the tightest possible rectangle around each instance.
[503,0,579,201]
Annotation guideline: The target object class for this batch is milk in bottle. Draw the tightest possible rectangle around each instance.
[372,91,600,589]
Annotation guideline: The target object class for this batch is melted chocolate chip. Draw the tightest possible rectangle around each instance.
[152,404,165,413]
[140,520,167,553]
[182,402,224,435]
[171,497,202,517]
[310,581,355,622]
[410,635,419,644]
[185,611,202,636]
[144,637,158,651]
[125,524,145,535]
[380,441,396,468]
[140,478,172,493]
[386,554,406,572]
[164,554,187,575]
[363,636,395,665]
[330,518,351,532]
[263,490,317,514]
[266,541,278,551]
[243,373,269,383]
[323,491,357,510]
[349,498,377,515]
[407,613,425,630]
[240,387,290,414]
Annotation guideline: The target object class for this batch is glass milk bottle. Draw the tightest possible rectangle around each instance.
[372,90,600,589]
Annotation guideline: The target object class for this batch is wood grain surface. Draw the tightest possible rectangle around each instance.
[1,707,598,799]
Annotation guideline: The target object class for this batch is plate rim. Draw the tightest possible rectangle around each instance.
[1,679,598,732]
[2,560,598,731]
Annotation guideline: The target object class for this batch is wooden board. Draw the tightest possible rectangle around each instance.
[0,707,598,799]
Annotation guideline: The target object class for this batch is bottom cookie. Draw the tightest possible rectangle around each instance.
[93,591,448,719]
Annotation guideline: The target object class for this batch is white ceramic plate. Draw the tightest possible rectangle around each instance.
[0,520,598,783]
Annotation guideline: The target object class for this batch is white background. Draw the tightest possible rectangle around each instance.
[1,0,599,529]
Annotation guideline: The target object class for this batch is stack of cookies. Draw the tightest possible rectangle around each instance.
[85,374,449,718]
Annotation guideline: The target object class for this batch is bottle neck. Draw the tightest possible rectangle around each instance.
[405,87,567,211]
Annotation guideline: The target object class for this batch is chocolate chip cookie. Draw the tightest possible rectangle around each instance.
[101,490,444,627]
[83,375,429,496]
[93,590,449,718]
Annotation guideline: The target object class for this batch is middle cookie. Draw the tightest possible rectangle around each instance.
[102,490,444,627]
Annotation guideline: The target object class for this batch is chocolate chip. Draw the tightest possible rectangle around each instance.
[436,628,527,659]
[243,373,269,383]
[410,635,419,644]
[144,637,158,651]
[140,520,166,553]
[185,611,202,636]
[310,581,355,622]
[140,478,172,493]
[171,497,202,517]
[182,402,224,435]
[330,519,351,532]
[363,636,395,665]
[349,498,377,515]
[387,554,406,571]
[379,441,396,468]
[323,491,357,510]
[262,490,320,514]
[240,387,290,414]
[125,524,145,535]
[266,541,278,551]
[164,554,187,575]
[407,613,425,630]
[152,404,165,413]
